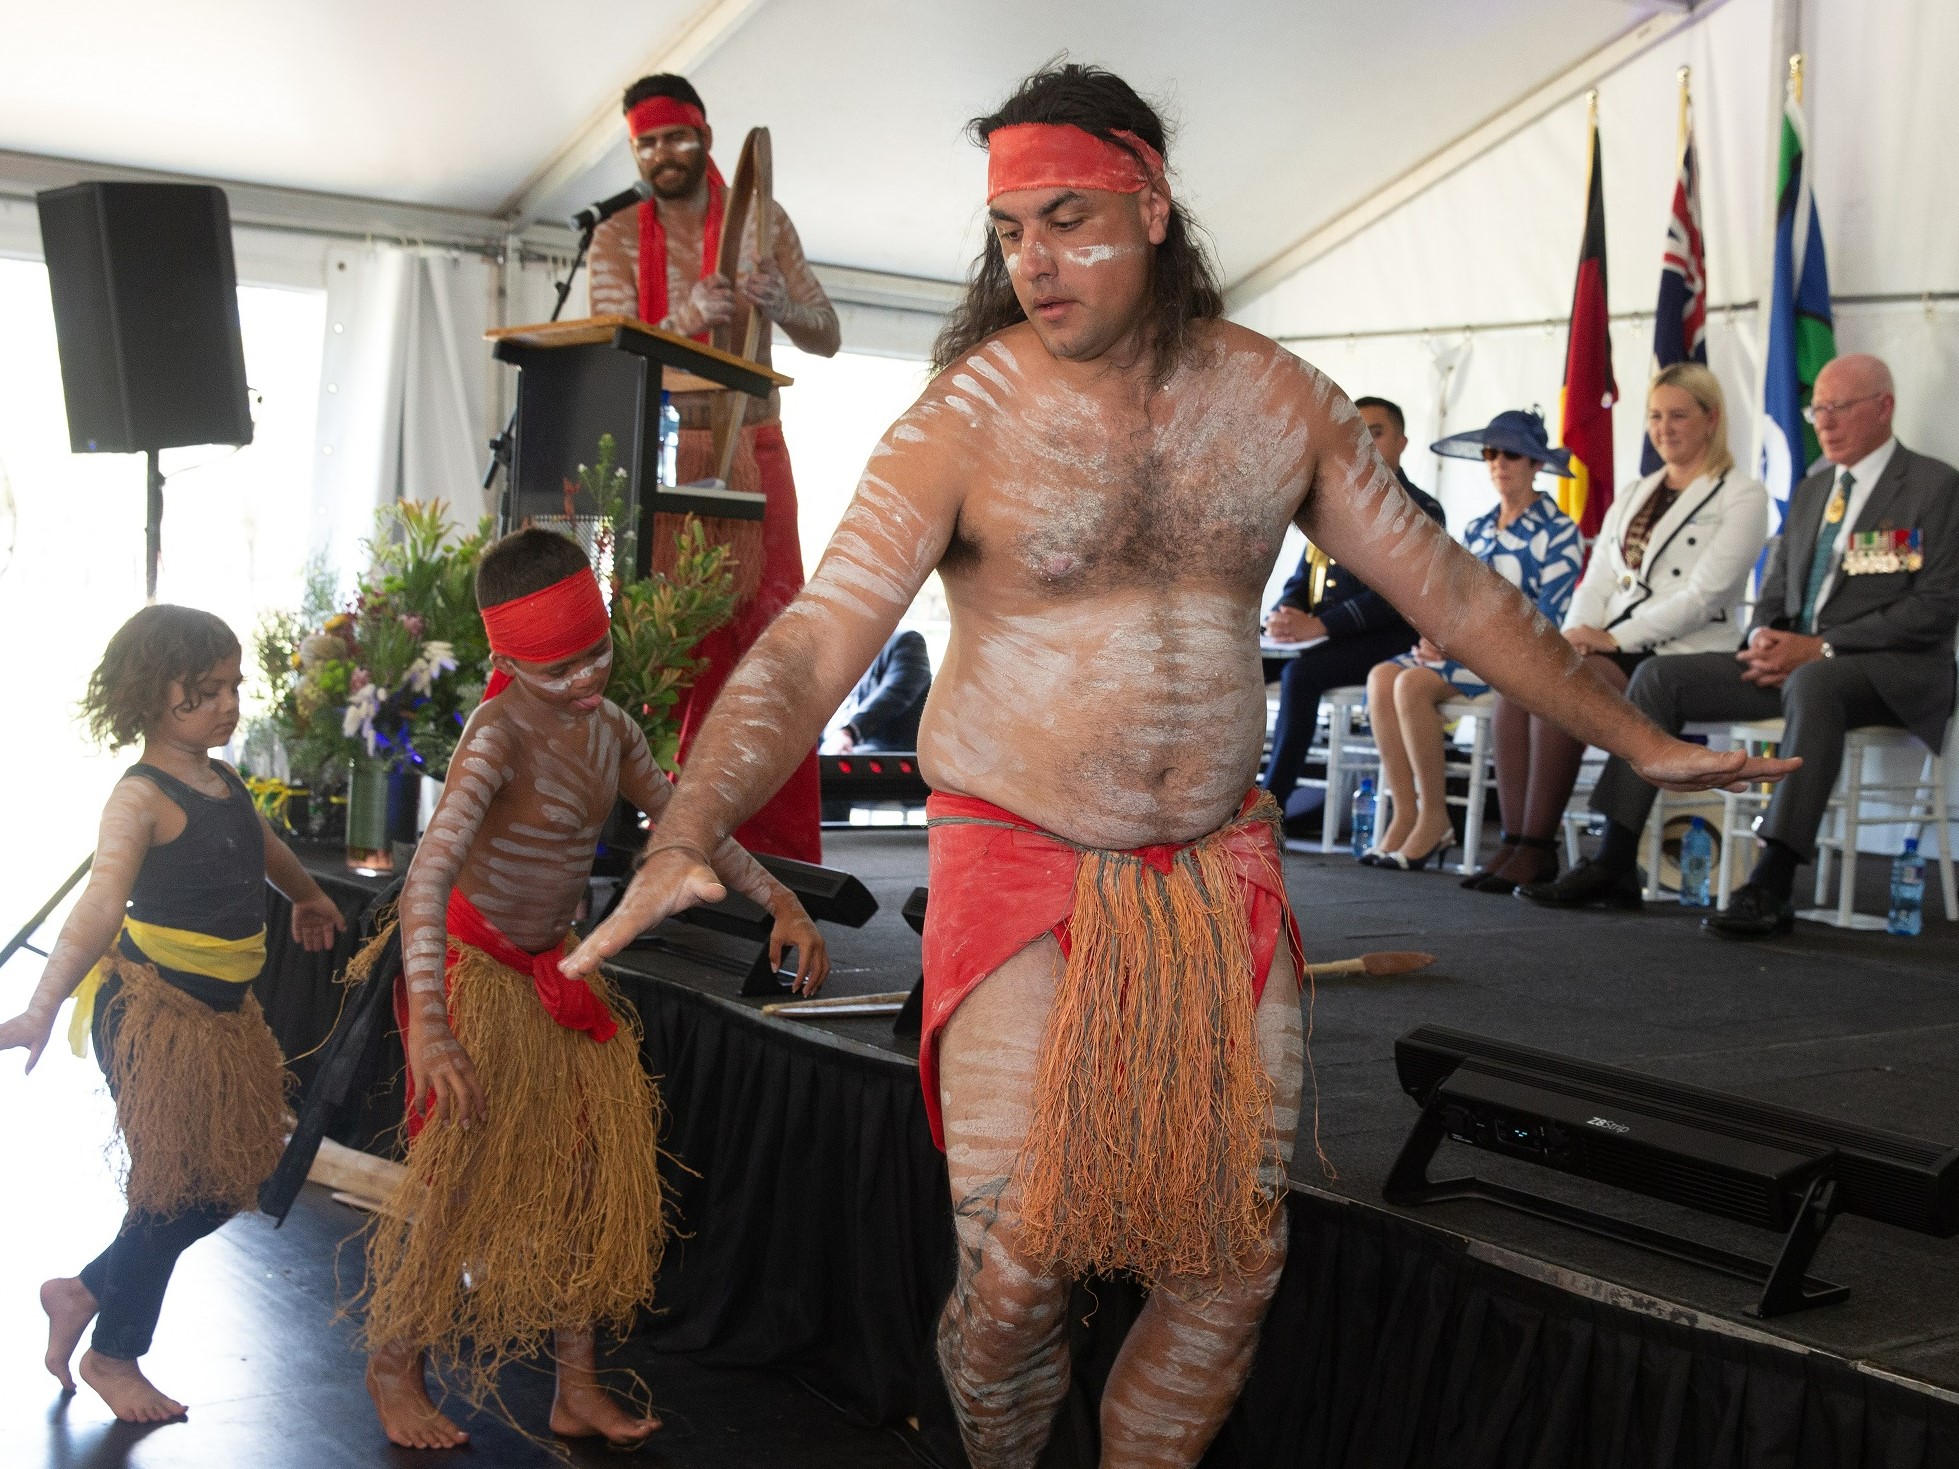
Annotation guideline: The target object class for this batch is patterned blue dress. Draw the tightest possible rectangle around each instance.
[1392,493,1584,698]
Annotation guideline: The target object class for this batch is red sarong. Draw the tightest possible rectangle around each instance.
[394,888,619,1138]
[919,790,1302,1150]
[673,419,822,863]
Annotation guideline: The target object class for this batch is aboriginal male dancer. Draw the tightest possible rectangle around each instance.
[569,66,1795,1467]
[590,71,839,862]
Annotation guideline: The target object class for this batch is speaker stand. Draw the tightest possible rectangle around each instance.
[144,447,164,600]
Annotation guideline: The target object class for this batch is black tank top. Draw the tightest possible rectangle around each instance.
[117,761,267,1009]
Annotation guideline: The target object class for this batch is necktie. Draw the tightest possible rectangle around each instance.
[1798,471,1852,633]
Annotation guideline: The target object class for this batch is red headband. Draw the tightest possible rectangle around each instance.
[627,96,707,138]
[480,569,612,702]
[985,123,1166,203]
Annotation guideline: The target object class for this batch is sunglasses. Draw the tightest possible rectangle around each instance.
[1481,447,1529,462]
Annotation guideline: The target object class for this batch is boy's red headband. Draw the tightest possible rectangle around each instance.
[480,569,611,702]
[627,96,707,138]
[985,123,1166,203]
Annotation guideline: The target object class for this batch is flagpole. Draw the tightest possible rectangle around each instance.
[1676,66,1691,168]
[1790,51,1803,106]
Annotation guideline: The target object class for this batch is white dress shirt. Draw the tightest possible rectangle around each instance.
[1814,436,1899,611]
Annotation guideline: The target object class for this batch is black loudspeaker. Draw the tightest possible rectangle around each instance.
[36,182,253,453]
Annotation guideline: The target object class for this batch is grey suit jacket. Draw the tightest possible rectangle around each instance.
[1752,442,1959,746]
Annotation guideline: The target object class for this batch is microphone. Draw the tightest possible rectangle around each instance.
[569,180,653,233]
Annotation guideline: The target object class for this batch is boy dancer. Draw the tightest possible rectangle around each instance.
[1,605,345,1423]
[362,528,827,1450]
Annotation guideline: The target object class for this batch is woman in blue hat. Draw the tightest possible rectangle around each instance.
[1360,408,1584,869]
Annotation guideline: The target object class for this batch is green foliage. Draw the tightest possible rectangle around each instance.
[608,516,736,769]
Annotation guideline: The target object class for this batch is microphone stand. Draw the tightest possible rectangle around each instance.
[481,220,596,508]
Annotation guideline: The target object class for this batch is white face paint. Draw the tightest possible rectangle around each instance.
[1059,243,1136,267]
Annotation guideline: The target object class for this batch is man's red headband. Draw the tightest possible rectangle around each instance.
[627,96,707,138]
[985,123,1166,203]
[480,569,612,702]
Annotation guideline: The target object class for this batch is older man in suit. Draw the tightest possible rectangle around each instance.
[1525,353,1959,937]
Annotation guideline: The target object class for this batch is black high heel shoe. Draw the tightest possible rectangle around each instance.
[1379,836,1453,872]
[1467,835,1560,894]
[1459,833,1517,889]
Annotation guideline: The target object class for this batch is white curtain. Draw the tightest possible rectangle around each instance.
[310,243,498,585]
[1234,0,1959,849]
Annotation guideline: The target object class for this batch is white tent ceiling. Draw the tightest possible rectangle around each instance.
[2,0,1679,289]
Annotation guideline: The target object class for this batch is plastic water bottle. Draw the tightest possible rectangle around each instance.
[1350,778,1376,858]
[659,390,680,487]
[1679,816,1714,908]
[1889,838,1926,937]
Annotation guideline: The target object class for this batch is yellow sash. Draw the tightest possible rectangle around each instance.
[67,918,268,1057]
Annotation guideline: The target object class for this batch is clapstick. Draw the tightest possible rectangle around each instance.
[1306,950,1437,977]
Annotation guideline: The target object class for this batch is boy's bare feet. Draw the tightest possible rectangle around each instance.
[550,1329,659,1448]
[366,1345,469,1450]
[40,1277,96,1392]
[78,1349,187,1423]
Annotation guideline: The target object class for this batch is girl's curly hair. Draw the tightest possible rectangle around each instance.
[82,605,241,750]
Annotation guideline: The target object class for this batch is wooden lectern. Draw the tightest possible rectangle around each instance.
[484,314,792,580]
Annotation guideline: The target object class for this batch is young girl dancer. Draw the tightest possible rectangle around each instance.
[0,605,345,1422]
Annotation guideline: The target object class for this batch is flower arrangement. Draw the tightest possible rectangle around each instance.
[251,500,492,787]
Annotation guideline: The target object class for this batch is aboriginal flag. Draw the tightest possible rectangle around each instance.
[1557,115,1617,537]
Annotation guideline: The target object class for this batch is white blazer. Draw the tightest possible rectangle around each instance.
[1563,467,1769,656]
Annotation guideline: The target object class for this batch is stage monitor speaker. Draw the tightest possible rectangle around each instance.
[36,181,253,454]
[1387,1026,1959,1316]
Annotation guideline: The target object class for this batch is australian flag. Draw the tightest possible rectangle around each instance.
[1640,125,1707,475]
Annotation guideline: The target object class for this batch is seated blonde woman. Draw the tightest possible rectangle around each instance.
[1362,409,1583,870]
[1464,362,1769,892]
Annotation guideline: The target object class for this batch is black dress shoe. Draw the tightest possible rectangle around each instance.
[1516,857,1643,911]
[1701,882,1795,939]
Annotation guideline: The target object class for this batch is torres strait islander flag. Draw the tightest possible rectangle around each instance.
[1759,72,1836,528]
[1640,107,1707,475]
[1557,110,1617,538]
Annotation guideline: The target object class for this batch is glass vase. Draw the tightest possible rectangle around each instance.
[345,759,394,873]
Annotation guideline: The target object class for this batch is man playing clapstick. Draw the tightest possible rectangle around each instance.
[589,72,839,863]
[361,528,825,1450]
[568,64,1793,1467]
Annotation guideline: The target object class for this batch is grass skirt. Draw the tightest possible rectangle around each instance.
[1012,804,1283,1286]
[99,956,290,1218]
[359,939,668,1408]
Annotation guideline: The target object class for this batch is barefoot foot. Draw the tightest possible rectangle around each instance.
[40,1278,96,1392]
[550,1381,661,1448]
[78,1349,186,1424]
[366,1348,469,1450]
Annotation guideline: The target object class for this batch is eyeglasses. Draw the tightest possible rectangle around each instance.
[1802,393,1885,424]
[1481,447,1528,462]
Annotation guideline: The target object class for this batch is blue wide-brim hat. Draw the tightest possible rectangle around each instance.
[1430,408,1574,478]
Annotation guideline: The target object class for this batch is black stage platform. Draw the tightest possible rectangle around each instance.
[8,829,1958,1466]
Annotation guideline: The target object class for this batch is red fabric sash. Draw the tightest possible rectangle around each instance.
[444,888,617,1043]
[916,790,1301,1150]
[637,164,727,339]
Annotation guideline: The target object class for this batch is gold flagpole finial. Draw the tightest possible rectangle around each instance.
[1676,66,1691,156]
[1789,53,1804,104]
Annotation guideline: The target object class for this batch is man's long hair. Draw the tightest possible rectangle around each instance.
[932,64,1224,382]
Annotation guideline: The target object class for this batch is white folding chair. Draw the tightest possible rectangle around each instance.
[1319,685,1375,853]
[1438,695,1497,874]
[1718,716,1957,927]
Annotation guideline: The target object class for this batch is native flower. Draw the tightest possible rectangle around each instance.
[341,681,386,756]
[404,640,458,696]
